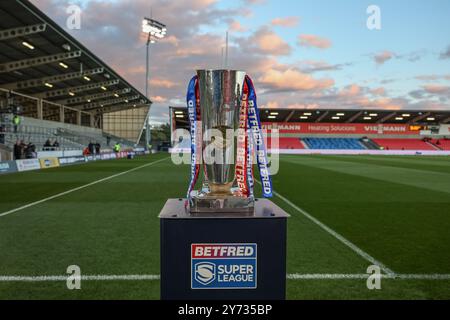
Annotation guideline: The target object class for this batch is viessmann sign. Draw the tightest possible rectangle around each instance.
[262,122,419,135]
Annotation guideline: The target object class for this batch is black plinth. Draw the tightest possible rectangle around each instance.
[159,198,289,300]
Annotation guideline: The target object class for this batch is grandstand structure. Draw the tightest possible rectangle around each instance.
[0,0,151,160]
[170,107,450,154]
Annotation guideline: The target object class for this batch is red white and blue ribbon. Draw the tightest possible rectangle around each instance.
[246,126,254,198]
[245,75,273,198]
[186,75,200,198]
[235,79,249,197]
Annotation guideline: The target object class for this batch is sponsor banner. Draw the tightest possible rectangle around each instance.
[58,156,86,166]
[85,155,102,162]
[439,124,450,136]
[16,159,41,172]
[191,243,257,289]
[39,157,60,169]
[262,122,419,135]
[0,161,18,174]
[100,153,116,160]
[117,151,128,158]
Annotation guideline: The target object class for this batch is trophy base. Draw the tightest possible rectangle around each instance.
[189,191,254,214]
[159,198,290,300]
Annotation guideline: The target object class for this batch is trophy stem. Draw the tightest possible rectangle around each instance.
[209,182,234,195]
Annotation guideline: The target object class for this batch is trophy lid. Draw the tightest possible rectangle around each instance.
[196,69,246,80]
[196,69,245,72]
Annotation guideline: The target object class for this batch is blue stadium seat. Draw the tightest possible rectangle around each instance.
[303,138,366,150]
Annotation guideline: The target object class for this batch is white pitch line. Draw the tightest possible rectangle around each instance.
[0,157,169,218]
[288,274,450,280]
[394,274,450,280]
[256,181,396,276]
[0,274,160,282]
[287,273,370,280]
[1,273,450,282]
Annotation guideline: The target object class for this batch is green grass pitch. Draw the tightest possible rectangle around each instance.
[1,153,450,299]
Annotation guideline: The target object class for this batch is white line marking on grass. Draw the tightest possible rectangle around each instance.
[287,274,450,280]
[256,181,396,276]
[287,274,370,280]
[1,273,450,282]
[394,274,450,280]
[0,157,169,218]
[0,274,160,282]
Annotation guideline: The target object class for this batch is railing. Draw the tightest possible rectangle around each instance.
[0,87,94,127]
[1,120,84,151]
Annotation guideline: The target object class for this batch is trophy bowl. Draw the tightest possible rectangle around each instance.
[189,69,255,214]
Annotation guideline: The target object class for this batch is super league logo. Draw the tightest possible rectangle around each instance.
[194,262,216,285]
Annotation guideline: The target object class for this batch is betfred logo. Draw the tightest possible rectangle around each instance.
[191,243,257,289]
[192,244,255,258]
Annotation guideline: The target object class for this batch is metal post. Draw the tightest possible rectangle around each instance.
[225,31,229,69]
[76,110,81,125]
[145,35,151,150]
[37,99,43,120]
[145,39,150,98]
[60,105,64,123]
[90,113,95,128]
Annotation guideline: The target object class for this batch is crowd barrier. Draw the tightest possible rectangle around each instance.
[0,149,149,175]
[268,149,450,156]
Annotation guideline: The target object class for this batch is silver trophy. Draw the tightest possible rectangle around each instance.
[189,69,254,213]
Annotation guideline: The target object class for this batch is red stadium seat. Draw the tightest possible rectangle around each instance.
[372,139,436,150]
[267,137,305,149]
[431,139,450,150]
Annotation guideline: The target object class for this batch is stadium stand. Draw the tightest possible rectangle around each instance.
[170,105,450,154]
[303,138,366,150]
[267,137,305,149]
[431,139,450,151]
[0,0,151,161]
[372,139,436,151]
[1,114,134,152]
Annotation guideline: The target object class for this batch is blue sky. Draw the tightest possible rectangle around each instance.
[221,0,450,95]
[31,0,450,124]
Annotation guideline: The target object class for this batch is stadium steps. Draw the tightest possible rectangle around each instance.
[360,138,380,150]
[425,141,441,150]
[1,121,93,151]
[430,139,450,150]
[56,128,135,150]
